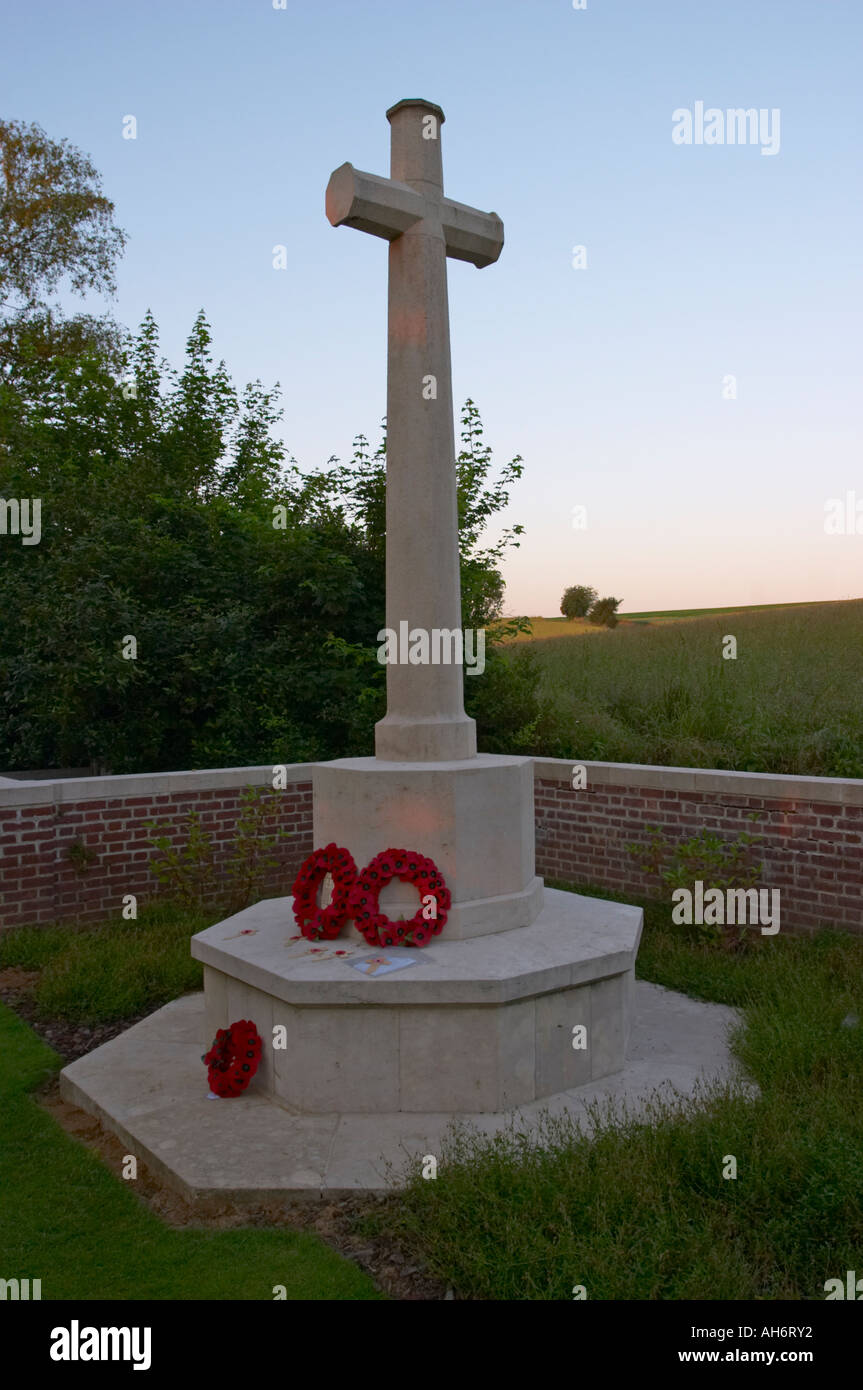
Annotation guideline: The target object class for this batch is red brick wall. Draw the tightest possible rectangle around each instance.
[2,763,861,933]
[535,776,863,934]
[0,783,313,928]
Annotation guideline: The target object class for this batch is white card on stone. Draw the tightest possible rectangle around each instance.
[347,951,428,977]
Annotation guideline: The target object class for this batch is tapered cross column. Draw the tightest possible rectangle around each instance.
[326,99,504,762]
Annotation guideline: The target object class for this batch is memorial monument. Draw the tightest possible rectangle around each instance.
[60,101,644,1192]
[190,98,642,1116]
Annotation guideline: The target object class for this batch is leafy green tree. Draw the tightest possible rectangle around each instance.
[560,584,597,619]
[0,124,543,774]
[0,119,126,313]
[588,596,622,628]
[455,398,524,627]
[0,119,127,475]
[0,309,388,772]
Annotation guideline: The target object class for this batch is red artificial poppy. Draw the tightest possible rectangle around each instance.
[291,843,358,941]
[346,849,449,948]
[203,1019,262,1098]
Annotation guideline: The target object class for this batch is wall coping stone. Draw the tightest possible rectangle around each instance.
[2,757,860,811]
[534,758,863,806]
[0,764,317,810]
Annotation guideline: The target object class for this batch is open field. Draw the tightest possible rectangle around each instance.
[514,599,863,777]
[506,600,844,642]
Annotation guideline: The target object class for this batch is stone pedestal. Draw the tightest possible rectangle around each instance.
[313,754,542,939]
[191,888,642,1115]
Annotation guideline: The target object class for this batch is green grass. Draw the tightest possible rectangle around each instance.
[618,601,820,621]
[0,1002,381,1300]
[0,903,215,1023]
[526,598,863,775]
[5,899,862,1300]
[365,890,863,1300]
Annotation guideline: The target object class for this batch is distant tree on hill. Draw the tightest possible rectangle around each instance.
[588,596,622,628]
[560,584,596,619]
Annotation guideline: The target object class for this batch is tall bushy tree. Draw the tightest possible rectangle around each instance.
[560,585,596,619]
[0,122,540,773]
[0,119,127,420]
[0,118,126,313]
[334,397,524,629]
[0,309,388,772]
[588,596,622,628]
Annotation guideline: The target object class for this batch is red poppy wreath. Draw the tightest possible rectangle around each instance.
[292,843,358,941]
[347,848,451,948]
[203,1019,263,1098]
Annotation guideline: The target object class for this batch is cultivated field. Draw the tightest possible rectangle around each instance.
[508,601,825,642]
[515,599,863,777]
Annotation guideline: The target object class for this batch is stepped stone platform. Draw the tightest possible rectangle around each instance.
[190,888,641,1113]
[58,980,746,1201]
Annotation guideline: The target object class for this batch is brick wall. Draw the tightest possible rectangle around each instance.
[2,760,861,933]
[534,760,863,935]
[0,768,314,928]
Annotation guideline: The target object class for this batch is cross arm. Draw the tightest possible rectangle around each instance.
[441,196,504,269]
[326,162,425,240]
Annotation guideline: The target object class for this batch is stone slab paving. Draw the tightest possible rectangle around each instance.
[59,982,749,1201]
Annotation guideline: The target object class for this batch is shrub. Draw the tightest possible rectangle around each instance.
[587,596,622,628]
[560,585,596,619]
[627,823,764,949]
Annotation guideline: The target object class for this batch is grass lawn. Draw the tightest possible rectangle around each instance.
[3,898,862,1300]
[512,599,863,776]
[0,903,213,1023]
[360,891,863,1299]
[0,908,382,1301]
[0,1004,382,1300]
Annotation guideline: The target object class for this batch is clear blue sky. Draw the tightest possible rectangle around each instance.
[3,0,861,614]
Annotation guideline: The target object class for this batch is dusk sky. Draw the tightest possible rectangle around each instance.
[3,0,861,615]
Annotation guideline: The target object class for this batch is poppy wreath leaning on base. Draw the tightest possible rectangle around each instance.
[203,1019,263,1098]
[291,843,358,941]
[347,848,451,948]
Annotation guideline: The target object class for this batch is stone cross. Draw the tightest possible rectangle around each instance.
[326,99,504,763]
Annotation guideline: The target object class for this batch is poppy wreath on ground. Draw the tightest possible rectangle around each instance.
[347,848,451,948]
[292,843,358,941]
[203,1019,263,1098]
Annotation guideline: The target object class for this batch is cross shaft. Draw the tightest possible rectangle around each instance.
[326,99,503,763]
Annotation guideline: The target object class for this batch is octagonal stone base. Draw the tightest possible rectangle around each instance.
[191,888,642,1114]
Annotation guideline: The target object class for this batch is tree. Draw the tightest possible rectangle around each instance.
[454,398,525,628]
[0,308,385,772]
[560,584,596,619]
[0,305,536,774]
[588,596,622,628]
[0,119,126,313]
[332,396,525,629]
[0,127,539,774]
